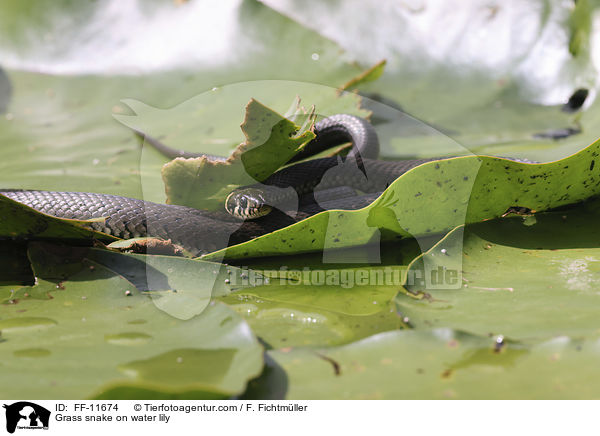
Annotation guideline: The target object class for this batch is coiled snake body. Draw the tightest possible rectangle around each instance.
[1,115,442,255]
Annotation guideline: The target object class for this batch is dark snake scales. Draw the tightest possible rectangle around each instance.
[1,115,448,255]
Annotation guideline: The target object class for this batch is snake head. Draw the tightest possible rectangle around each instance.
[225,188,273,219]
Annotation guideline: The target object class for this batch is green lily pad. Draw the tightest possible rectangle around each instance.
[113,82,368,164]
[0,66,10,113]
[89,249,257,320]
[115,84,370,208]
[218,241,421,348]
[157,99,316,210]
[0,1,366,204]
[222,293,404,349]
[205,135,600,259]
[568,0,592,56]
[339,60,386,92]
[25,241,266,320]
[256,329,600,399]
[8,133,596,261]
[201,159,473,259]
[235,283,397,316]
[0,251,263,399]
[396,199,600,339]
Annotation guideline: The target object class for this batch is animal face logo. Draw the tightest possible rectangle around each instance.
[3,402,50,434]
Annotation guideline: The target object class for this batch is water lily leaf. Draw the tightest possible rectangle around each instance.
[257,329,600,399]
[115,86,369,209]
[204,156,480,259]
[0,249,263,399]
[25,241,266,319]
[339,60,386,92]
[88,249,258,319]
[217,240,421,347]
[222,293,404,349]
[0,66,11,114]
[396,199,600,340]
[0,0,366,204]
[157,99,315,210]
[113,83,368,167]
[205,136,600,259]
[244,284,395,314]
[568,0,592,56]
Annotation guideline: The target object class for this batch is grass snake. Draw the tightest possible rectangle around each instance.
[1,115,447,255]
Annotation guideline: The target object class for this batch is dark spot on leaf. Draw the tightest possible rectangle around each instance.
[562,88,588,112]
[315,352,341,376]
[533,127,581,140]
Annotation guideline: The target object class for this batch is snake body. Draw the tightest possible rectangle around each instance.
[225,114,433,219]
[0,114,449,255]
[1,189,380,255]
